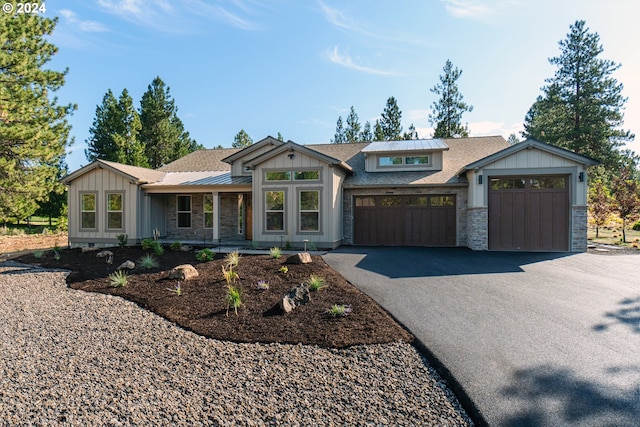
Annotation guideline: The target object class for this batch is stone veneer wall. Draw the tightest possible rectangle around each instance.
[571,205,588,252]
[466,207,488,251]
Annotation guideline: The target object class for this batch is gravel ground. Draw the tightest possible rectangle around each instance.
[0,262,472,426]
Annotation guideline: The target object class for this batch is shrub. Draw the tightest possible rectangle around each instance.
[138,254,159,269]
[141,239,155,250]
[222,264,239,285]
[284,240,292,250]
[325,304,352,317]
[152,242,164,256]
[256,280,269,290]
[53,247,61,261]
[170,241,182,251]
[270,247,282,259]
[33,250,44,259]
[226,285,242,316]
[307,274,326,291]
[225,250,240,268]
[279,266,288,274]
[633,221,640,231]
[117,234,128,248]
[109,270,128,287]
[196,248,215,262]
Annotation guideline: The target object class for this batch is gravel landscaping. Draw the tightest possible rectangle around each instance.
[0,261,472,426]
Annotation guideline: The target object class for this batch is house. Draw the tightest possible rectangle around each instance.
[61,135,598,252]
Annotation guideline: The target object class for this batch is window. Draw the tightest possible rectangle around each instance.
[378,156,403,166]
[204,194,213,228]
[430,195,455,207]
[266,171,291,181]
[530,177,566,189]
[405,156,430,165]
[378,155,431,167]
[106,193,123,229]
[299,190,319,232]
[355,197,376,207]
[177,195,191,228]
[81,193,96,229]
[406,196,428,206]
[294,170,320,180]
[490,178,526,190]
[265,191,284,231]
[238,194,245,235]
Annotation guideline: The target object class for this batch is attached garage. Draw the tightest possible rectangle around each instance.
[488,175,569,251]
[353,194,456,246]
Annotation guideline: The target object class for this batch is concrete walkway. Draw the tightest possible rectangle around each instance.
[323,247,640,427]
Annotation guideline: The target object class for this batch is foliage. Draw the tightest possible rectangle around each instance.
[224,250,240,268]
[402,123,418,140]
[379,97,403,140]
[141,239,154,250]
[117,234,128,248]
[0,11,76,224]
[53,247,61,261]
[166,282,182,296]
[109,270,129,287]
[333,116,345,144]
[225,285,243,316]
[373,120,385,141]
[285,240,292,250]
[196,248,215,262]
[428,59,473,138]
[588,180,613,238]
[360,121,373,142]
[325,304,352,317]
[633,221,640,231]
[170,241,182,251]
[222,264,239,285]
[611,167,640,242]
[507,133,520,145]
[276,132,284,141]
[306,274,326,291]
[256,280,269,290]
[232,129,253,148]
[35,164,67,226]
[138,254,159,269]
[307,242,317,251]
[270,247,282,259]
[279,266,288,274]
[345,106,361,143]
[33,250,44,259]
[152,242,164,256]
[522,20,636,181]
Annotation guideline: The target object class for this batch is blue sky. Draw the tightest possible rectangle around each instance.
[46,0,640,172]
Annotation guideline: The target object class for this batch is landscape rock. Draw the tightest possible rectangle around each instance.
[81,246,99,253]
[280,283,310,314]
[117,260,135,270]
[179,245,193,252]
[285,252,312,265]
[168,264,199,281]
[96,250,113,258]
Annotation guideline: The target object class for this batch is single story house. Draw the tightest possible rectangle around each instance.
[62,135,598,252]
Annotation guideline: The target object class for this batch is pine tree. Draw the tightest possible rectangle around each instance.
[373,120,385,141]
[360,121,373,142]
[233,129,253,148]
[85,89,119,162]
[345,106,361,143]
[379,97,403,140]
[114,89,146,166]
[277,132,284,141]
[428,59,473,138]
[0,12,75,223]
[403,123,418,140]
[139,76,200,168]
[507,133,520,145]
[333,116,346,144]
[523,20,634,177]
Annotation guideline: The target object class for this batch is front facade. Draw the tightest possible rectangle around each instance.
[62,136,597,252]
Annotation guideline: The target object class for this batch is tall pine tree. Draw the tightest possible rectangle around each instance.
[360,121,373,142]
[523,20,634,177]
[428,59,473,138]
[233,129,253,148]
[379,97,403,140]
[85,89,119,162]
[344,106,361,143]
[0,12,75,223]
[332,116,346,143]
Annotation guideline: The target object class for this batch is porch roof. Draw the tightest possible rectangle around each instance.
[142,171,252,188]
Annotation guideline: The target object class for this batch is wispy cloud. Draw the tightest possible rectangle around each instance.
[325,46,398,76]
[60,9,109,32]
[469,120,523,138]
[440,0,502,20]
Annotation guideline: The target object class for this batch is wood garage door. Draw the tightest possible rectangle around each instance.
[488,176,569,251]
[354,195,456,246]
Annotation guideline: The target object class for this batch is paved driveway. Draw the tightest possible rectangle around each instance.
[323,247,640,427]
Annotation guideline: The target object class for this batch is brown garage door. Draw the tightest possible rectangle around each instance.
[488,176,569,251]
[354,195,456,246]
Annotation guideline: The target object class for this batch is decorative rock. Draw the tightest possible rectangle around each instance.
[81,247,99,253]
[179,245,193,252]
[280,283,310,314]
[117,260,135,270]
[106,254,113,265]
[96,250,113,258]
[168,264,199,281]
[285,252,312,265]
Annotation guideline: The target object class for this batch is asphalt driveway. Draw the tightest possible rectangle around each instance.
[323,247,640,427]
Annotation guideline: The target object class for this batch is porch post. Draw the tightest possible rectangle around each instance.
[212,192,220,241]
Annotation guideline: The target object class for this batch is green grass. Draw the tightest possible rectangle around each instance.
[588,225,640,247]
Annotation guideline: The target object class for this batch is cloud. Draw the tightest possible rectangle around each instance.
[59,9,109,32]
[325,46,399,76]
[440,0,496,19]
[468,120,523,138]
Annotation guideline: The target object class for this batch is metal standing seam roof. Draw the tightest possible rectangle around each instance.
[143,171,252,187]
[361,139,449,153]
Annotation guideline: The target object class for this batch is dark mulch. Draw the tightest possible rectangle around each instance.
[15,247,413,349]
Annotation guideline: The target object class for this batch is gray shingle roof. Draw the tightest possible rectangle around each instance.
[158,148,240,172]
[96,160,167,183]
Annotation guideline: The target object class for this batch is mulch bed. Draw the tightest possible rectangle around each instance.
[16,247,413,349]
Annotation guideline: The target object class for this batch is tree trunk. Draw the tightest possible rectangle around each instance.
[622,219,626,243]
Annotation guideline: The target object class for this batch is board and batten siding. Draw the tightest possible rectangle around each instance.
[68,167,141,245]
[231,143,283,177]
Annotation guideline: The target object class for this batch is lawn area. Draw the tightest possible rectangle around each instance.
[588,220,640,247]
[1,216,62,235]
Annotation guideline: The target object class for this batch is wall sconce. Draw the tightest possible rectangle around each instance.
[478,174,483,185]
[578,172,584,182]
[288,153,295,159]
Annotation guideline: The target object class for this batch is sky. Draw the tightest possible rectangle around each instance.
[41,0,640,172]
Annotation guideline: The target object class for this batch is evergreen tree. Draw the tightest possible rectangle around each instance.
[523,20,635,177]
[403,123,418,140]
[85,89,119,162]
[333,116,346,143]
[277,132,284,141]
[345,106,361,143]
[373,120,385,141]
[428,59,473,138]
[139,76,200,168]
[0,12,75,223]
[507,133,520,145]
[233,129,253,148]
[360,121,373,142]
[379,97,403,140]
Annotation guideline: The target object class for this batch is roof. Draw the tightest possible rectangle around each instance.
[341,136,509,187]
[143,171,252,187]
[159,148,239,172]
[243,141,354,173]
[361,139,449,153]
[61,159,166,185]
[221,136,283,164]
[459,138,600,174]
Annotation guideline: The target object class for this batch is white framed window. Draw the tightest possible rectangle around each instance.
[266,171,291,181]
[204,194,213,228]
[378,155,430,166]
[106,192,124,230]
[294,170,320,180]
[177,195,191,228]
[80,193,97,230]
[265,190,285,231]
[299,190,320,232]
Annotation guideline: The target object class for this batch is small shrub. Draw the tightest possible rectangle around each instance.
[307,242,317,251]
[325,304,352,317]
[226,285,242,316]
[279,266,288,274]
[196,248,215,262]
[256,280,269,290]
[141,239,155,250]
[225,250,240,268]
[270,247,282,259]
[53,248,61,261]
[222,264,239,285]
[170,241,182,251]
[117,234,128,248]
[33,250,44,259]
[153,242,164,256]
[167,282,182,296]
[138,254,159,269]
[284,240,292,250]
[109,270,129,287]
[632,221,640,231]
[307,274,326,291]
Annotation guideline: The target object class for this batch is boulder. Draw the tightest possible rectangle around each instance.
[117,260,135,270]
[168,264,199,281]
[279,283,310,314]
[285,252,312,265]
[81,246,99,253]
[179,245,193,252]
[96,250,113,258]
